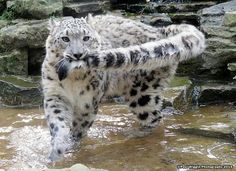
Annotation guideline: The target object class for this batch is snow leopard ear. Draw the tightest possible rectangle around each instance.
[85,13,94,26]
[48,17,60,32]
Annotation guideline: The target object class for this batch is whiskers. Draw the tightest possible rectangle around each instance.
[55,58,67,73]
[80,51,88,59]
[54,52,89,75]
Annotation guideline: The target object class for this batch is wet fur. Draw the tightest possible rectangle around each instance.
[41,14,206,161]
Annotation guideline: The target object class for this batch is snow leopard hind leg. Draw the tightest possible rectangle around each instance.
[122,63,178,137]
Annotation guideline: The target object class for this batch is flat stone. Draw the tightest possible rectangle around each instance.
[168,105,236,143]
[140,13,172,27]
[66,0,99,2]
[200,0,236,26]
[155,2,216,13]
[168,12,200,25]
[7,0,63,19]
[0,49,28,75]
[200,25,236,76]
[63,2,103,17]
[0,75,42,107]
[198,83,236,104]
[0,20,9,29]
[227,63,236,71]
[110,0,146,4]
[126,4,155,13]
[0,19,48,51]
[163,76,193,111]
[228,63,236,80]
[223,11,236,27]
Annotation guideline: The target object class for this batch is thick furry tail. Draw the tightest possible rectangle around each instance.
[82,24,205,71]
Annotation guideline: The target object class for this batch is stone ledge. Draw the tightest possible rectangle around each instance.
[0,75,42,107]
[198,83,236,104]
[63,2,103,17]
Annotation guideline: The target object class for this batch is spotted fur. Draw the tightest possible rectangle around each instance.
[42,14,206,161]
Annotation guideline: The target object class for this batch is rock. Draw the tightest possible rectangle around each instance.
[0,0,6,15]
[168,104,236,143]
[198,1,236,78]
[0,49,28,75]
[162,76,193,111]
[63,2,103,17]
[155,2,216,13]
[140,13,172,27]
[0,19,48,51]
[8,0,63,19]
[177,58,205,78]
[0,75,42,107]
[223,11,236,27]
[126,4,155,13]
[198,83,236,104]
[200,0,236,26]
[200,25,236,76]
[168,12,200,25]
[174,128,235,143]
[0,19,9,29]
[66,0,99,2]
[28,163,109,171]
[228,63,236,71]
[110,0,146,4]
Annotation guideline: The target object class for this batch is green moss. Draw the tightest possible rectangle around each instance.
[169,76,191,87]
[0,75,39,88]
[0,8,15,20]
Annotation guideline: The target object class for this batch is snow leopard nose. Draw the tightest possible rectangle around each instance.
[73,53,83,60]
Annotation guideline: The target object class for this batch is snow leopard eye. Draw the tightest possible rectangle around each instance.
[83,36,90,42]
[61,36,70,42]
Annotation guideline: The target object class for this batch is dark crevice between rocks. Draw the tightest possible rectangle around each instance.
[0,0,6,16]
[28,48,45,76]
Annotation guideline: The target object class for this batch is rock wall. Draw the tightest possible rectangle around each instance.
[0,0,106,107]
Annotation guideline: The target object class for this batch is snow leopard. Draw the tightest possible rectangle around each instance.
[42,14,206,161]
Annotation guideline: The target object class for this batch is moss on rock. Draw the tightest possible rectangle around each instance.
[7,0,63,19]
[0,49,28,75]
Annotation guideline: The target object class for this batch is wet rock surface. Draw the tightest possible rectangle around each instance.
[162,76,193,111]
[0,75,41,107]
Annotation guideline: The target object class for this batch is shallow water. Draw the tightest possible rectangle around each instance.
[0,104,236,171]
